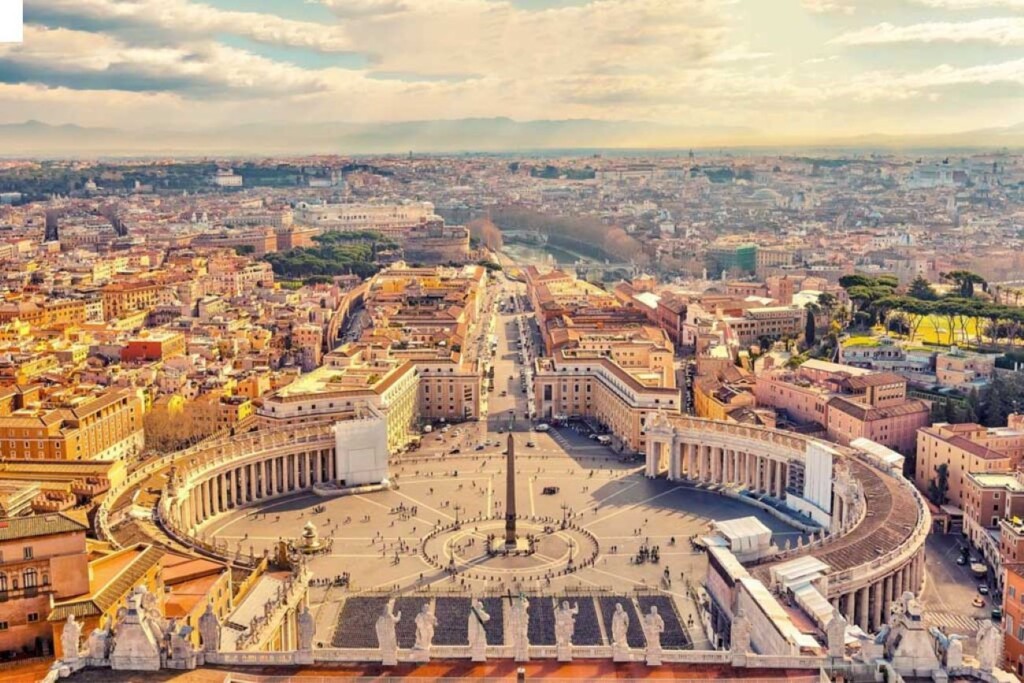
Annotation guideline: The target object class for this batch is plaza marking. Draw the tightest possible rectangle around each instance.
[583,485,685,529]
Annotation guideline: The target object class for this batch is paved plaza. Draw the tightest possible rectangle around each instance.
[204,428,807,649]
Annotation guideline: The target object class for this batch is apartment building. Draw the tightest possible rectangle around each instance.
[916,420,1024,507]
[534,348,681,453]
[0,513,90,658]
[0,388,144,462]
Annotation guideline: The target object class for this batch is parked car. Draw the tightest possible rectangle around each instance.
[979,584,990,595]
[992,608,1004,620]
[542,486,560,495]
[526,441,535,448]
[956,556,967,566]
[535,423,550,432]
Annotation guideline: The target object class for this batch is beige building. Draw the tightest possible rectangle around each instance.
[257,348,419,455]
[914,421,1024,507]
[534,346,681,453]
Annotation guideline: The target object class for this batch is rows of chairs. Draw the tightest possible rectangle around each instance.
[393,596,431,649]
[332,596,388,648]
[636,595,691,649]
[433,597,471,645]
[598,596,645,648]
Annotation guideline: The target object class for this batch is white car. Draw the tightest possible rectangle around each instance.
[535,423,550,432]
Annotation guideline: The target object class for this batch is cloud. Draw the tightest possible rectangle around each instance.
[0,25,329,96]
[801,0,856,14]
[333,0,730,78]
[26,0,354,53]
[832,18,1024,45]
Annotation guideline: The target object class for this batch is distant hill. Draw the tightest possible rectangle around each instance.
[0,117,1020,157]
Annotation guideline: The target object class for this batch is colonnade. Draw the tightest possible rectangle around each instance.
[648,437,789,500]
[830,555,925,633]
[172,446,335,532]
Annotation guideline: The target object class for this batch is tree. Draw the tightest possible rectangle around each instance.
[804,303,818,347]
[941,270,987,299]
[928,463,950,506]
[982,374,1011,427]
[908,275,938,301]
[144,400,223,454]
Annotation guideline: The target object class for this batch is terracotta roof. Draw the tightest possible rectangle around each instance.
[827,396,929,421]
[48,544,165,622]
[0,512,88,542]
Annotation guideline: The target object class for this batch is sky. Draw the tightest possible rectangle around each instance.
[0,0,1021,141]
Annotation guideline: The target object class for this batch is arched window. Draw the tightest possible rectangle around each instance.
[23,569,36,589]
[0,574,7,591]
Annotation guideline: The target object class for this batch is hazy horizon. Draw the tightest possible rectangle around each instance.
[0,0,1022,148]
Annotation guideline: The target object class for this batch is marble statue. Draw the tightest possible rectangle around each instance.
[297,604,315,651]
[510,595,530,662]
[110,588,164,671]
[611,602,630,662]
[947,635,965,670]
[62,614,82,662]
[375,603,401,666]
[976,619,1002,672]
[468,599,490,662]
[86,620,111,661]
[826,611,847,658]
[198,602,221,653]
[554,601,578,662]
[642,606,665,666]
[929,626,966,670]
[414,604,437,653]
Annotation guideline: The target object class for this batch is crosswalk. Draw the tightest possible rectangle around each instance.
[924,610,981,635]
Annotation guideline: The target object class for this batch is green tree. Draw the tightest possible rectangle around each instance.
[983,374,1011,427]
[941,270,987,298]
[928,463,950,506]
[908,275,938,301]
[804,303,818,347]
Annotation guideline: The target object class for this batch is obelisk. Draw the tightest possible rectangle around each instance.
[505,430,517,546]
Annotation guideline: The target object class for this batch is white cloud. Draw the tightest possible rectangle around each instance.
[832,18,1024,45]
[29,0,354,52]
[0,25,330,95]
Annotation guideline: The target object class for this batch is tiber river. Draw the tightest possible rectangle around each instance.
[501,242,599,266]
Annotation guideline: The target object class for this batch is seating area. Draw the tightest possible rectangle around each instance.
[598,596,645,648]
[393,596,431,648]
[570,597,603,646]
[332,596,388,648]
[527,597,556,645]
[480,597,505,645]
[433,597,471,645]
[329,591,693,651]
[637,595,691,650]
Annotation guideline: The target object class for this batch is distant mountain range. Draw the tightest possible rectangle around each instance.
[0,117,1021,157]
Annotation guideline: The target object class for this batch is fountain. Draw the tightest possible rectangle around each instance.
[297,521,324,554]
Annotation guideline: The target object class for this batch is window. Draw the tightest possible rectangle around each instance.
[27,613,37,623]
[23,569,36,588]
[0,622,7,631]
[22,547,32,560]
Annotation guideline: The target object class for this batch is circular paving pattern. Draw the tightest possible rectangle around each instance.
[421,517,599,582]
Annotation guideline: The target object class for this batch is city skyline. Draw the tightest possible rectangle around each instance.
[0,0,1021,148]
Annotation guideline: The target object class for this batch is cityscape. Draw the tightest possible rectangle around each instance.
[0,1,1022,682]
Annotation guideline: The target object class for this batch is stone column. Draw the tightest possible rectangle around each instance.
[241,465,250,504]
[668,440,679,480]
[715,447,724,484]
[840,593,853,623]
[857,587,869,631]
[327,449,335,481]
[871,582,884,632]
[268,457,277,497]
[292,453,300,491]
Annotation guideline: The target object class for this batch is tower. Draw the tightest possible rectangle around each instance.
[505,431,517,546]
